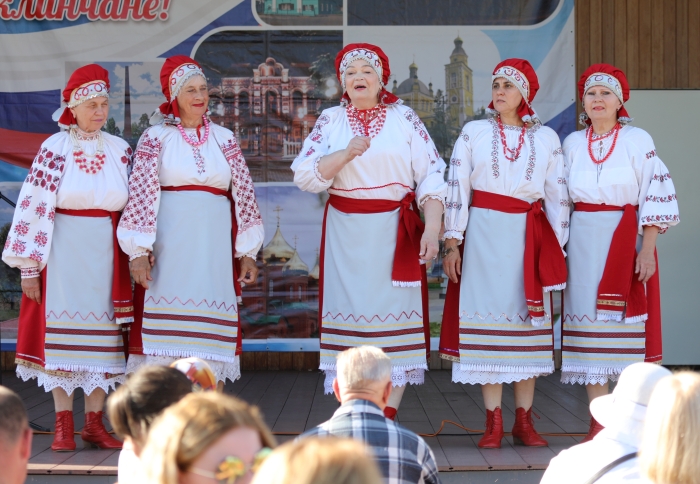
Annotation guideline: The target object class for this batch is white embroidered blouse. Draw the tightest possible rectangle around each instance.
[2,131,131,278]
[444,118,569,246]
[117,123,263,259]
[563,125,679,233]
[291,104,447,207]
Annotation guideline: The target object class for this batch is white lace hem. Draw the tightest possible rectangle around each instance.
[126,354,241,384]
[561,368,622,386]
[451,363,552,385]
[322,368,426,395]
[16,365,124,394]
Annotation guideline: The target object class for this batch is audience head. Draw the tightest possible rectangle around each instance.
[0,386,32,484]
[141,392,276,484]
[251,437,383,484]
[639,371,700,484]
[107,365,193,455]
[589,362,671,437]
[333,346,392,408]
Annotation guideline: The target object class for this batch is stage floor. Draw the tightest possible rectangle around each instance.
[2,369,591,477]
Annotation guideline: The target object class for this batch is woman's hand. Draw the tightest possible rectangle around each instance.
[420,228,440,262]
[635,248,656,283]
[21,277,41,304]
[238,256,259,285]
[130,255,153,289]
[343,136,371,162]
[442,239,462,284]
[636,225,659,283]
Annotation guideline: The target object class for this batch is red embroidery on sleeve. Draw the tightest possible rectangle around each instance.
[220,137,263,233]
[119,131,162,234]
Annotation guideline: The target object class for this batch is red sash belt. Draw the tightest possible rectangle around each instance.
[471,190,567,325]
[573,202,647,322]
[161,185,242,298]
[55,208,133,322]
[328,192,424,287]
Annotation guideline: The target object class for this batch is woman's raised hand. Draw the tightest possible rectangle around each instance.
[130,254,153,289]
[344,136,371,162]
[21,277,41,304]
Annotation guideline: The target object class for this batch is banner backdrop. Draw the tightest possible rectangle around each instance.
[0,0,574,343]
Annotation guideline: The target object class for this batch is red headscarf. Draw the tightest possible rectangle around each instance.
[335,43,400,106]
[488,58,540,124]
[52,64,110,129]
[578,63,631,125]
[153,55,206,124]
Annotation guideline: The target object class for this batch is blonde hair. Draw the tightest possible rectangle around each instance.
[251,437,383,484]
[639,371,700,484]
[336,346,391,390]
[141,392,276,484]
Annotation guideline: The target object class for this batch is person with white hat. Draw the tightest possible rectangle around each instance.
[540,362,672,484]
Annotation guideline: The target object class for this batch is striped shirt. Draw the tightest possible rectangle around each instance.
[300,399,441,484]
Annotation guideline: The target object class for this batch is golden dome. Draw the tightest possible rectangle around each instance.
[283,249,309,274]
[262,225,295,263]
[309,251,320,280]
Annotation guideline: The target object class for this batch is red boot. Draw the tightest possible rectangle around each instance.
[81,411,122,449]
[478,407,504,449]
[51,410,76,452]
[581,416,604,443]
[512,407,548,447]
[384,406,397,421]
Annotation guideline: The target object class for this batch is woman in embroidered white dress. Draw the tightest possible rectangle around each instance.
[2,65,131,451]
[561,64,679,442]
[440,59,569,448]
[291,43,447,420]
[117,56,264,389]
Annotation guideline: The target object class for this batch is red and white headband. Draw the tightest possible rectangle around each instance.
[492,66,530,104]
[66,80,109,108]
[583,72,624,104]
[338,48,384,89]
[169,63,205,101]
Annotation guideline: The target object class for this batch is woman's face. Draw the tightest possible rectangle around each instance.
[71,97,109,133]
[177,75,209,122]
[182,427,262,484]
[583,85,622,125]
[491,77,523,117]
[344,59,381,108]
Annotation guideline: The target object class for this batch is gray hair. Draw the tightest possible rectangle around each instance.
[0,386,28,443]
[336,346,391,390]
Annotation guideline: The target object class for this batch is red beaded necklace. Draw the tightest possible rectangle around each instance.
[347,104,386,138]
[497,115,526,162]
[587,123,620,164]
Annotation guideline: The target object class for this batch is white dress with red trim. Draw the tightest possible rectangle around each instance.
[561,125,679,385]
[291,104,447,394]
[117,122,263,385]
[2,130,132,394]
[441,118,569,385]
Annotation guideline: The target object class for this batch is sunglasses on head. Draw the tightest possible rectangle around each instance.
[189,447,272,484]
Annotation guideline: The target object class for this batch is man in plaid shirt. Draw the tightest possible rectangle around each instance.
[300,346,441,484]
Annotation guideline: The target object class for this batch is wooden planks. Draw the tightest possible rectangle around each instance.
[6,370,593,475]
[575,0,700,89]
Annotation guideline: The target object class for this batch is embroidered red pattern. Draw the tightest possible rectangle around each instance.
[403,108,430,143]
[309,114,330,143]
[27,148,65,192]
[219,137,263,233]
[119,130,162,234]
[346,104,387,138]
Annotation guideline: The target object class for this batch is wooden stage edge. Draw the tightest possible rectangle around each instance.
[3,369,598,476]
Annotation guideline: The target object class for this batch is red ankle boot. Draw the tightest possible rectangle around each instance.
[478,407,504,448]
[51,410,76,452]
[581,416,604,443]
[384,406,397,421]
[512,407,548,447]
[81,411,122,449]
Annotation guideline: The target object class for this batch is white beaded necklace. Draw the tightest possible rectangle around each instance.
[71,128,106,175]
